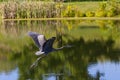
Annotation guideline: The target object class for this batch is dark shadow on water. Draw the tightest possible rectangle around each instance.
[10,36,120,80]
[1,20,120,80]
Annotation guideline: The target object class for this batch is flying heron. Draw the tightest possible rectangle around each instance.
[28,31,69,56]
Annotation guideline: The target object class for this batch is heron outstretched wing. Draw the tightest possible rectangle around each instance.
[28,32,46,49]
[37,34,46,50]
[42,37,56,53]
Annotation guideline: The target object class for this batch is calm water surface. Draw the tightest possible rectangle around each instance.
[0,20,120,80]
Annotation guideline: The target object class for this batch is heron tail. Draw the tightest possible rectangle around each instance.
[35,51,44,56]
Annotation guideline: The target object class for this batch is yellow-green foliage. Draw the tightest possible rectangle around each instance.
[95,3,106,17]
[95,10,106,17]
[107,10,114,17]
[1,1,120,18]
[75,10,85,17]
[85,11,94,17]
[62,5,76,17]
[106,7,116,17]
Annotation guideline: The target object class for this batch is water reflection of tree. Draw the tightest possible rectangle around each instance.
[63,37,120,80]
[12,35,120,80]
[2,20,57,36]
[1,20,120,80]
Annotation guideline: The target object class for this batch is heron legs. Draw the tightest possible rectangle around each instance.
[30,54,46,69]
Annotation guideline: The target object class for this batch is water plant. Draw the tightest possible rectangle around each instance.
[2,1,64,19]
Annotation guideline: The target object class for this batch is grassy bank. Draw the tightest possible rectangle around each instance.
[64,2,103,12]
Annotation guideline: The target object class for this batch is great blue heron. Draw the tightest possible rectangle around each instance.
[28,31,72,68]
[28,31,70,56]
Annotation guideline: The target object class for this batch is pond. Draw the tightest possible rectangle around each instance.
[0,20,120,80]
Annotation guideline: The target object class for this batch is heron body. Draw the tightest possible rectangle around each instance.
[28,32,72,68]
[28,32,56,56]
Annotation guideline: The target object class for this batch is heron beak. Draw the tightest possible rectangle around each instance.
[52,37,56,39]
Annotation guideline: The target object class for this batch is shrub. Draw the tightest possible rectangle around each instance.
[95,10,106,17]
[107,9,115,17]
[62,5,76,17]
[74,9,85,17]
[85,11,94,17]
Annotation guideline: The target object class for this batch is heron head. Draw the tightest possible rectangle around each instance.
[52,37,56,40]
[28,32,39,38]
[52,37,55,38]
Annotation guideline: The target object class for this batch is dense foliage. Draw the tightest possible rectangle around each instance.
[0,0,120,19]
[64,0,107,2]
[0,0,107,2]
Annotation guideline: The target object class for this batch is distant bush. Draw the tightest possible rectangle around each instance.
[95,10,106,17]
[106,8,115,17]
[85,11,94,17]
[62,5,76,17]
[95,3,106,17]
[62,5,86,17]
[75,10,85,17]
[95,0,120,17]
[107,0,120,16]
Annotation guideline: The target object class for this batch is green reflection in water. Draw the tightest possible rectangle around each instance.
[0,20,120,80]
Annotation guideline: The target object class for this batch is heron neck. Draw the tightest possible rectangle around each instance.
[54,45,72,51]
[55,46,64,51]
